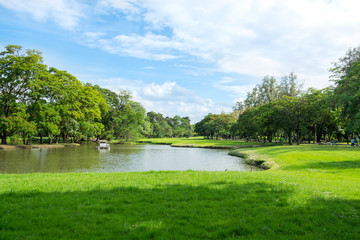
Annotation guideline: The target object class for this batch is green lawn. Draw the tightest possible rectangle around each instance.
[0,140,359,239]
[137,136,268,148]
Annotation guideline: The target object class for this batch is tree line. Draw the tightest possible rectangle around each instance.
[195,46,360,145]
[0,45,192,145]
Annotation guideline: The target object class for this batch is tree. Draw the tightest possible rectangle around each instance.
[331,46,360,80]
[147,112,173,138]
[257,76,278,104]
[47,68,106,143]
[236,107,261,141]
[331,46,360,139]
[194,114,215,138]
[180,116,192,137]
[243,73,302,109]
[27,100,61,144]
[0,45,45,144]
[333,61,360,134]
[279,72,303,98]
[114,96,148,141]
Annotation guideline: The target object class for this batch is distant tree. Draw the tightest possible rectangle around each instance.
[257,76,278,104]
[331,46,360,80]
[147,112,173,138]
[331,46,360,140]
[333,61,360,134]
[243,73,302,109]
[236,107,261,141]
[194,114,215,139]
[180,116,192,137]
[276,96,307,145]
[279,72,303,98]
[233,101,246,115]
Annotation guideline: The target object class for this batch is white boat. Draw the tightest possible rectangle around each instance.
[97,140,110,150]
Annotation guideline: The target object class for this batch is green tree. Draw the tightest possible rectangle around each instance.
[0,45,45,144]
[114,93,148,141]
[147,112,173,138]
[276,96,307,145]
[180,116,192,137]
[194,114,215,139]
[279,72,303,98]
[47,68,106,143]
[333,61,360,134]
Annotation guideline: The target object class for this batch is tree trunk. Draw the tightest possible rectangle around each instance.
[40,134,43,144]
[1,130,7,144]
[62,133,68,143]
[26,135,31,145]
[288,132,292,145]
[296,130,300,145]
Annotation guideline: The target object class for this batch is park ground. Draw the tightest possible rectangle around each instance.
[0,138,359,239]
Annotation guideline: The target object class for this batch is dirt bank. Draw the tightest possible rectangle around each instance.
[0,143,80,151]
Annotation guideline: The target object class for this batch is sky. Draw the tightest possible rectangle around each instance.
[1,0,360,123]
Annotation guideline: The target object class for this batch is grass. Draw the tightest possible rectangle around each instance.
[0,139,360,239]
[137,136,269,148]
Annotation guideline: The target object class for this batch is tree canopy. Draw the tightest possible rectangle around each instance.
[0,45,193,144]
[2,44,360,145]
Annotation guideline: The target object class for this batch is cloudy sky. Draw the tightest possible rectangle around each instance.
[1,0,360,122]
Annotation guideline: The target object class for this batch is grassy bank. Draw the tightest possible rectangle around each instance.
[0,143,80,151]
[137,136,270,148]
[1,141,359,239]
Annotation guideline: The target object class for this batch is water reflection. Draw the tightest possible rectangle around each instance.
[0,144,260,173]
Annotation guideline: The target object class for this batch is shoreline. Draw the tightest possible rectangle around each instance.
[1,139,273,170]
[228,150,278,170]
[137,139,276,170]
[0,143,80,151]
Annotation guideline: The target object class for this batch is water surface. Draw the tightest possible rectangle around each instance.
[0,144,260,173]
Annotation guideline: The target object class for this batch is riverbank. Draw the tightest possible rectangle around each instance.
[1,140,359,239]
[137,136,278,149]
[0,143,80,151]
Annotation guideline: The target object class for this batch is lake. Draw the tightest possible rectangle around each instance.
[0,144,260,173]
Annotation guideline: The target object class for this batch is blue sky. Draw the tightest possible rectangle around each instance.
[1,0,360,122]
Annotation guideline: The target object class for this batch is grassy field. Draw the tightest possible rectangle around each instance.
[137,136,269,148]
[0,140,359,239]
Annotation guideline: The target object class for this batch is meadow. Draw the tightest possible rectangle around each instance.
[137,136,268,148]
[0,139,359,239]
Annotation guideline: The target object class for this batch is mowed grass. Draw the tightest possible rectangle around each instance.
[137,136,266,148]
[1,141,360,239]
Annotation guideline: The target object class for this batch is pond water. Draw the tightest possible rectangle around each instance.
[0,144,260,173]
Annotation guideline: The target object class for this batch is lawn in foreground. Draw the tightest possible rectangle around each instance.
[0,143,360,239]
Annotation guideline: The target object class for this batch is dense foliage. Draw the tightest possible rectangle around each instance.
[195,46,360,145]
[194,112,238,140]
[3,44,360,145]
[0,45,192,144]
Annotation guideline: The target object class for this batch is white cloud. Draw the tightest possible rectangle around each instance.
[143,81,176,99]
[3,0,360,89]
[92,78,221,122]
[94,33,181,60]
[217,52,284,77]
[0,0,86,30]
[79,0,360,88]
[213,77,256,102]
